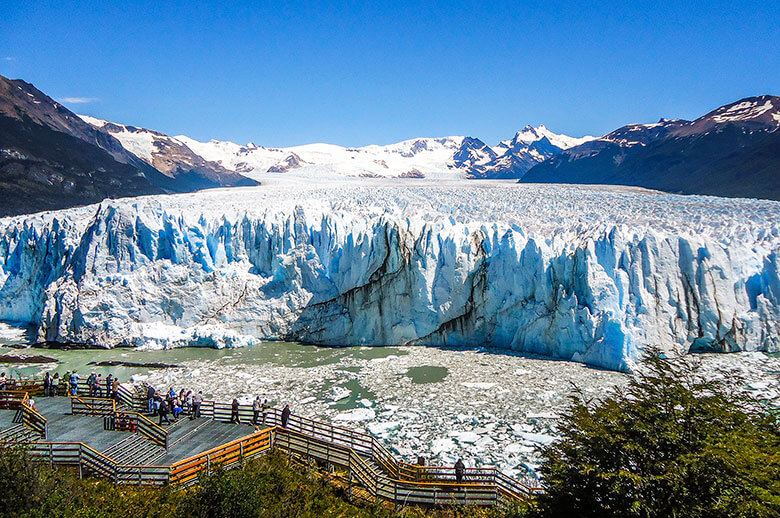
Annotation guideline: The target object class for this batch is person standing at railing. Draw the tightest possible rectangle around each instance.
[87,372,97,396]
[184,390,193,414]
[191,391,203,420]
[230,399,240,424]
[455,459,466,485]
[50,373,59,396]
[95,373,103,397]
[146,384,156,413]
[0,372,5,390]
[261,399,269,425]
[69,370,80,396]
[43,372,51,397]
[252,396,262,425]
[281,404,291,428]
[158,398,171,425]
[105,374,113,399]
[111,377,119,400]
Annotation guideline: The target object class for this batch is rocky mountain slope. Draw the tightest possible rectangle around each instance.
[0,77,169,216]
[79,116,258,191]
[0,75,257,217]
[521,96,780,200]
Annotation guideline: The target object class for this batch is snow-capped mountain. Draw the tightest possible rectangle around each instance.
[522,95,780,200]
[80,116,593,181]
[0,74,259,217]
[79,115,257,189]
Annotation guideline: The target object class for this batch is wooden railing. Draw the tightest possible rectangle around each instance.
[0,390,29,410]
[70,396,116,416]
[122,412,168,448]
[273,426,503,506]
[26,442,170,484]
[4,376,543,504]
[168,429,273,485]
[21,401,47,439]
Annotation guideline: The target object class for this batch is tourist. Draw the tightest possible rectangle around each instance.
[87,372,97,396]
[261,399,269,425]
[152,394,162,416]
[146,384,156,413]
[69,370,80,396]
[168,386,176,400]
[62,371,70,395]
[105,374,113,398]
[252,396,262,425]
[184,390,193,414]
[191,391,203,420]
[281,404,291,428]
[230,399,240,424]
[27,398,36,412]
[158,398,171,425]
[173,400,183,419]
[95,373,103,397]
[455,459,465,485]
[43,372,51,397]
[50,373,59,396]
[0,372,6,390]
[112,376,119,400]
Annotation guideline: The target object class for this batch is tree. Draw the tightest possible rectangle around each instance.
[534,351,780,518]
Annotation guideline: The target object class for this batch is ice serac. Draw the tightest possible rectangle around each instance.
[0,184,778,372]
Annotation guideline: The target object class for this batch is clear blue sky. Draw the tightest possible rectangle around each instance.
[2,1,778,147]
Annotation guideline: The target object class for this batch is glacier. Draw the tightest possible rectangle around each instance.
[0,179,778,372]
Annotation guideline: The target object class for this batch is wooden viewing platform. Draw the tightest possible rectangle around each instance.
[0,377,543,508]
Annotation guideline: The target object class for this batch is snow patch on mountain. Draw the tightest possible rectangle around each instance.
[711,100,776,123]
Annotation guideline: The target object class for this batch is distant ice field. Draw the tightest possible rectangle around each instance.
[11,179,777,243]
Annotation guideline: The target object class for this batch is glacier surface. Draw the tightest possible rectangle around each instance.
[0,179,778,371]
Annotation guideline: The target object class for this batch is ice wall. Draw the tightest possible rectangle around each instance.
[0,184,778,372]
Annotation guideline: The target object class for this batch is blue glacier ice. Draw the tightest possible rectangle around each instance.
[0,182,777,372]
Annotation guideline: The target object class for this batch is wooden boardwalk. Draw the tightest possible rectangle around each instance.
[0,378,543,508]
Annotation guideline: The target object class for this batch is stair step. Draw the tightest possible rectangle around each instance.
[0,424,38,442]
[101,433,166,466]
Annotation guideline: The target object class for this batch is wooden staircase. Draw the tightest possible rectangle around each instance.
[101,433,166,465]
[0,423,39,442]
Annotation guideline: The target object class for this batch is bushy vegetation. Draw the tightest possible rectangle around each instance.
[0,447,521,518]
[534,352,780,518]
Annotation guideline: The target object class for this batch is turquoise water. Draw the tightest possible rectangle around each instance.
[404,365,449,384]
[0,339,408,385]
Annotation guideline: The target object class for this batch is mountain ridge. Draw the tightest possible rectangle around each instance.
[81,116,592,181]
[521,95,780,200]
[0,74,258,216]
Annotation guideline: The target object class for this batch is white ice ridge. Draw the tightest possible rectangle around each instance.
[0,179,778,371]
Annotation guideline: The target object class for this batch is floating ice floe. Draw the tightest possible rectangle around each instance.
[330,386,350,401]
[334,408,376,422]
[367,421,401,437]
[461,382,497,390]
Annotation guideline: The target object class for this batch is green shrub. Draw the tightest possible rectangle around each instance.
[534,351,780,518]
[0,446,523,518]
